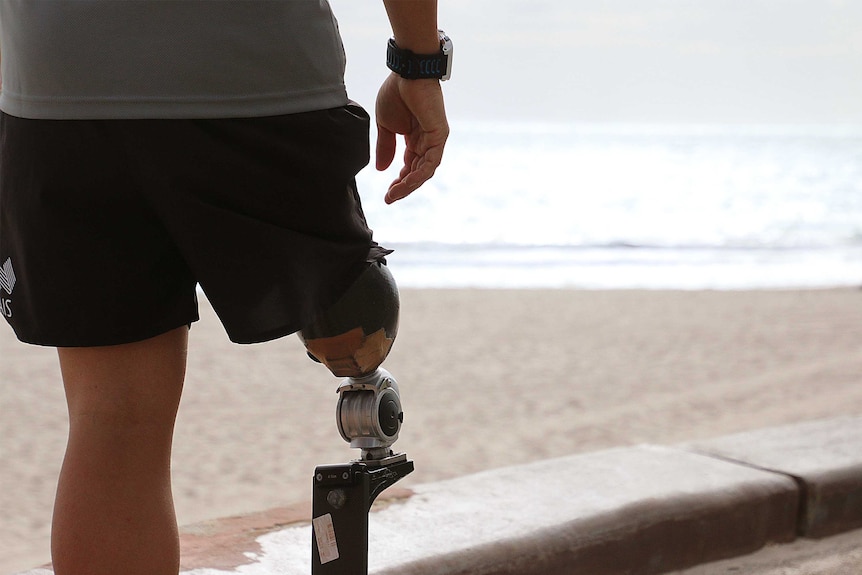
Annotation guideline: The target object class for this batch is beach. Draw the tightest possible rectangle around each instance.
[2,287,862,573]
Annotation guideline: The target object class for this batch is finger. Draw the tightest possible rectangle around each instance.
[404,157,438,190]
[399,148,418,180]
[384,169,418,205]
[405,144,443,186]
[385,177,422,204]
[385,152,440,204]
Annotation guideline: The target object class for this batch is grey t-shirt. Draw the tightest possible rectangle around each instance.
[0,0,350,119]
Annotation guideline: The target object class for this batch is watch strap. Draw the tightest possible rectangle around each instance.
[386,38,448,80]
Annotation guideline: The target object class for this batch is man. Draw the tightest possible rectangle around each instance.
[0,1,449,574]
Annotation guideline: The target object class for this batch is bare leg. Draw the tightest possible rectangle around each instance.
[52,327,188,575]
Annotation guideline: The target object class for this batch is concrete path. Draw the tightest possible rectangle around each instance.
[673,527,862,575]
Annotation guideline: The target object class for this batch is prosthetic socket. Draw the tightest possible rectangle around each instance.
[299,261,403,462]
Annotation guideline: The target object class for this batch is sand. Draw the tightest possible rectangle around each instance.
[3,288,862,573]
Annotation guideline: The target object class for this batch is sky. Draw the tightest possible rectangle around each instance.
[330,0,862,124]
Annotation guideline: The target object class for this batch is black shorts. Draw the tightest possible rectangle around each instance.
[0,104,389,346]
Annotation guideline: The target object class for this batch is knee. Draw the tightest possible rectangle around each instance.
[299,261,399,378]
[58,329,187,432]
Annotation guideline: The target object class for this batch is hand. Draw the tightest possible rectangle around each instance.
[375,73,449,204]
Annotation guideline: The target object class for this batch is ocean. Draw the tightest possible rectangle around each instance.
[358,122,862,290]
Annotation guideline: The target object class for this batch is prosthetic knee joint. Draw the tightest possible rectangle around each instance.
[299,261,404,462]
[300,262,413,574]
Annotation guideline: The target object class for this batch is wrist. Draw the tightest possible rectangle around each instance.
[390,32,440,54]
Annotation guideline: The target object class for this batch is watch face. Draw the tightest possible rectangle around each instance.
[439,31,453,81]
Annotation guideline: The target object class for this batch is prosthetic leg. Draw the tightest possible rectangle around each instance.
[299,262,413,575]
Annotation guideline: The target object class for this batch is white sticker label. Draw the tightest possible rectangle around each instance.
[313,513,340,565]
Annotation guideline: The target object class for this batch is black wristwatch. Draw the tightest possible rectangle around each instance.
[386,30,452,81]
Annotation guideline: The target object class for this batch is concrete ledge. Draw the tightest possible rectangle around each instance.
[367,445,797,575]
[687,416,862,538]
[15,418,862,575]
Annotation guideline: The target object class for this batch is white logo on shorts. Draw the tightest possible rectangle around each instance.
[0,258,15,295]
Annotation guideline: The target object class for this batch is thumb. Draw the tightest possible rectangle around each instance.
[375,124,397,171]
